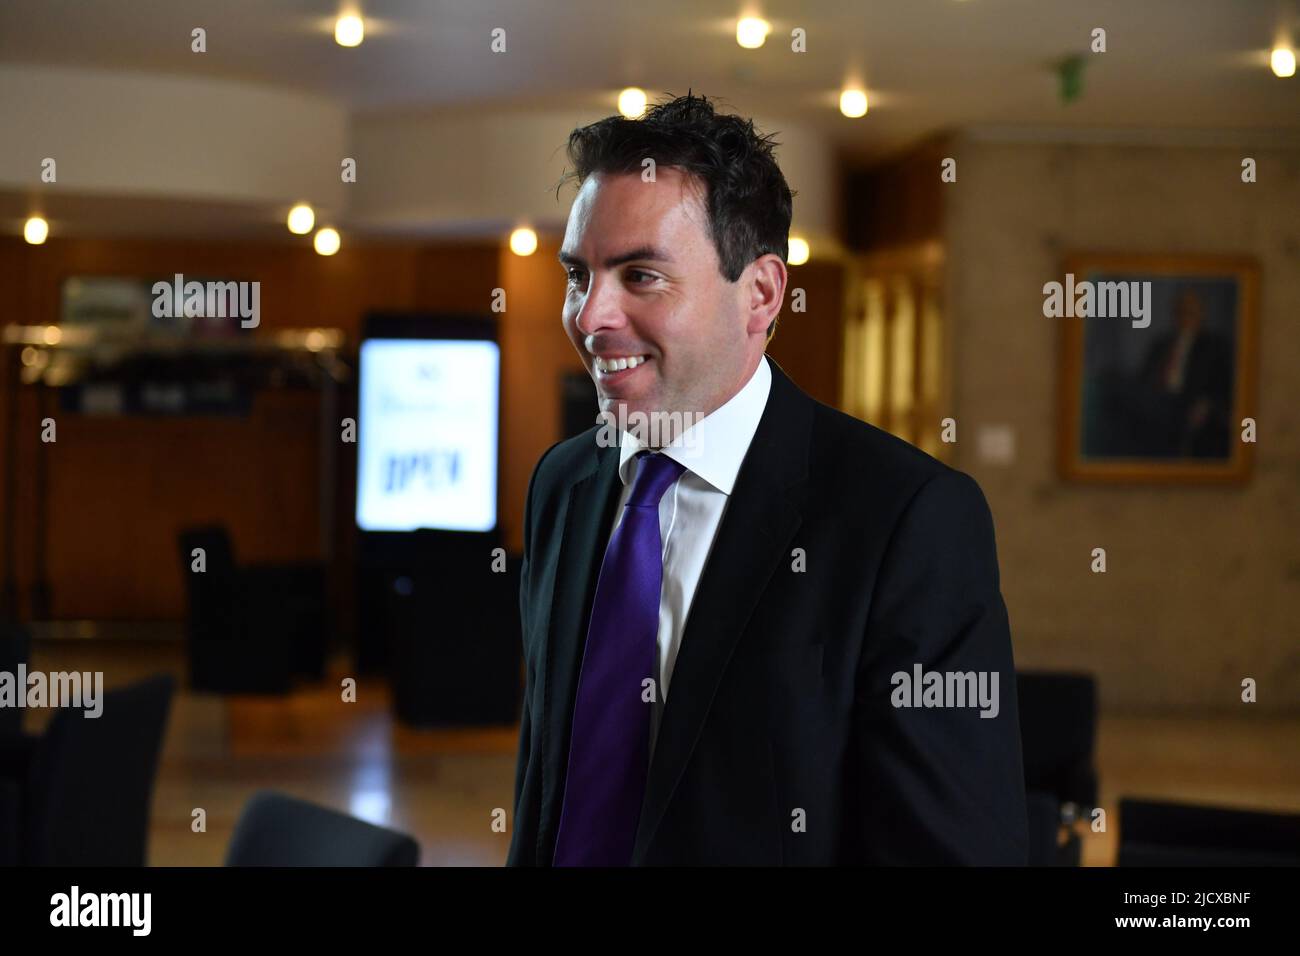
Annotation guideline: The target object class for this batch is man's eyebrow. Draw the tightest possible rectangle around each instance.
[557,246,674,269]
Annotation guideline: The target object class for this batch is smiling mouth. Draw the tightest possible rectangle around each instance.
[593,354,650,375]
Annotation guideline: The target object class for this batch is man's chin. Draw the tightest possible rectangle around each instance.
[599,397,651,422]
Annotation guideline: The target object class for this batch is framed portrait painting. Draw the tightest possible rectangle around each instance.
[1056,254,1258,483]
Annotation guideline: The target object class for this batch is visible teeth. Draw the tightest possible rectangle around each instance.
[595,355,647,373]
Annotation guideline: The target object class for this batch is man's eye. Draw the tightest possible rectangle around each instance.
[566,268,587,285]
[626,269,655,284]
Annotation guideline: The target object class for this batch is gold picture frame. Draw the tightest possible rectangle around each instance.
[1056,254,1258,484]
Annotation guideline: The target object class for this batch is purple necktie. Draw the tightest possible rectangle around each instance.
[553,451,687,866]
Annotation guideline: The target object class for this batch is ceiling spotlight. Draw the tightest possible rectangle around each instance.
[1272,46,1296,78]
[618,87,648,118]
[23,216,49,245]
[839,88,869,118]
[788,236,810,266]
[335,14,365,47]
[509,227,538,257]
[287,204,315,235]
[314,227,341,256]
[736,17,771,49]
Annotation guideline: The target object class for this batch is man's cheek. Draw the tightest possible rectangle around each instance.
[562,314,582,347]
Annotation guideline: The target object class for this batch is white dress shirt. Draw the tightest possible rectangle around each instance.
[608,354,773,759]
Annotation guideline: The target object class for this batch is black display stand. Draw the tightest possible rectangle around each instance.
[380,532,521,727]
[353,312,520,727]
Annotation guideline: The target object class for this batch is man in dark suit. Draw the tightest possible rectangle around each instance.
[507,93,1028,866]
[1135,288,1234,458]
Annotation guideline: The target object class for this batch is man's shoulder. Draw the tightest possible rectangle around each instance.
[805,396,954,494]
[799,396,997,547]
[762,359,956,496]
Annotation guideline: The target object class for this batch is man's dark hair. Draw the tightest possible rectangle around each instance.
[560,92,795,338]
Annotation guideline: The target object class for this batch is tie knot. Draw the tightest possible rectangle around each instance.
[627,452,686,508]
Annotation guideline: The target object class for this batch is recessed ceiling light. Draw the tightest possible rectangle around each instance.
[314,227,341,255]
[24,216,49,245]
[510,227,538,257]
[618,88,647,118]
[839,88,868,118]
[736,17,771,49]
[788,236,810,266]
[335,14,365,48]
[287,204,315,235]
[1272,46,1296,78]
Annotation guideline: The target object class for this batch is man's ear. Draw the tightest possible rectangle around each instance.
[745,253,787,337]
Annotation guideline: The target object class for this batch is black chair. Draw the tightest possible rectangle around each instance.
[0,673,174,866]
[225,790,420,866]
[1119,798,1300,866]
[1025,789,1066,867]
[1016,671,1099,865]
[178,526,328,693]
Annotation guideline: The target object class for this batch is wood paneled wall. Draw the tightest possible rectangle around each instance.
[0,233,843,624]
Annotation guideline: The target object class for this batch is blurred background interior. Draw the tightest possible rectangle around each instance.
[0,0,1297,866]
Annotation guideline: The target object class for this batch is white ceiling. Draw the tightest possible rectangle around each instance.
[0,0,1296,161]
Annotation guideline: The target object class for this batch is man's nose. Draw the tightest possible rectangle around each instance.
[574,273,627,339]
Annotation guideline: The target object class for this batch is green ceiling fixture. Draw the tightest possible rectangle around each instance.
[1058,54,1086,103]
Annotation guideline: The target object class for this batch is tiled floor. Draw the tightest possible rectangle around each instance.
[19,637,1300,866]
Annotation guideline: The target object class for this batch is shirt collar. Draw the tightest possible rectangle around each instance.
[617,354,773,494]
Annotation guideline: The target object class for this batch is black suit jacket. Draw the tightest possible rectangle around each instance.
[507,357,1028,865]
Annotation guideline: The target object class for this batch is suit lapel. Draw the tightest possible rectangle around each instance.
[536,436,622,862]
[631,358,813,863]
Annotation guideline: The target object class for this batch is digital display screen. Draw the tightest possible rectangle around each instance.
[356,338,499,532]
